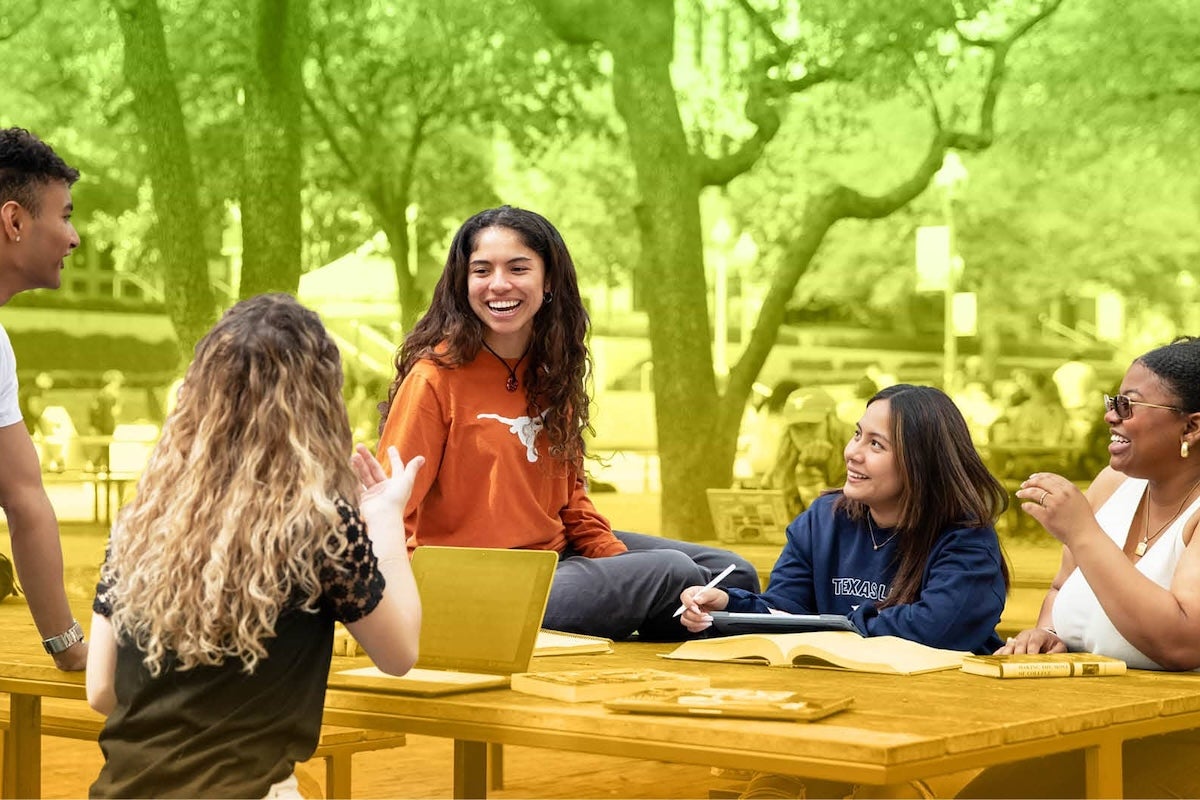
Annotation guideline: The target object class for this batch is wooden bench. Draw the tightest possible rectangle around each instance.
[0,697,405,798]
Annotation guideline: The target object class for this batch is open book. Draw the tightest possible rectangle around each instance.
[663,631,966,676]
[534,629,614,657]
[962,652,1127,678]
[511,668,709,702]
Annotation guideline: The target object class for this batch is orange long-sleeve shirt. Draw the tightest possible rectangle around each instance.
[377,353,625,558]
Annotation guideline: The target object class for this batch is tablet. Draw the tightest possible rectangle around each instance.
[707,611,862,636]
[605,688,853,722]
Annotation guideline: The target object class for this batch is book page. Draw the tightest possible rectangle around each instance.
[785,633,966,675]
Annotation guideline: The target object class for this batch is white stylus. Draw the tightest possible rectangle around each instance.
[672,563,737,618]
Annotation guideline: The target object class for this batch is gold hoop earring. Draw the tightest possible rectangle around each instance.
[1183,440,1190,459]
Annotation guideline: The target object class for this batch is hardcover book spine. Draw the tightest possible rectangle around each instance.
[998,661,1124,677]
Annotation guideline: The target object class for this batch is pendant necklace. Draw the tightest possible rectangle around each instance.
[1136,475,1200,557]
[480,339,531,392]
[866,514,898,551]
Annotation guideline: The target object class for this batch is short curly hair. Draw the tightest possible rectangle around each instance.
[0,127,80,215]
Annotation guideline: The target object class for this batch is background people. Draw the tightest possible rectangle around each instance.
[376,205,758,641]
[765,387,853,514]
[86,294,424,798]
[88,368,123,471]
[960,336,1200,798]
[0,126,86,669]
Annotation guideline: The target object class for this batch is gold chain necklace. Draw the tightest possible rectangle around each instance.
[1136,475,1200,557]
[866,514,898,551]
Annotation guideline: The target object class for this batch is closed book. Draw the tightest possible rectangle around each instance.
[534,629,614,657]
[510,668,710,702]
[662,631,966,676]
[961,653,1127,678]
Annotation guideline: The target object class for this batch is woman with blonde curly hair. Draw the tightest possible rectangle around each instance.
[86,294,424,798]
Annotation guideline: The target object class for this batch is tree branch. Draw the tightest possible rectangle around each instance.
[0,0,44,42]
[302,86,361,185]
[730,0,792,64]
[312,32,366,138]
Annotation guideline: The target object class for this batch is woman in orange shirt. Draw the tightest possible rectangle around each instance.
[377,205,758,640]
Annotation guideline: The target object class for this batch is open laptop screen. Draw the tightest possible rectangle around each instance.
[411,546,558,675]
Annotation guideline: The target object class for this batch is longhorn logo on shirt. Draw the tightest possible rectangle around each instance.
[477,411,548,462]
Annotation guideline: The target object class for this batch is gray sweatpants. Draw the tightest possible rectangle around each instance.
[541,530,761,641]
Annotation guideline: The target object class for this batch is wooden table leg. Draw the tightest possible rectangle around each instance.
[453,740,489,799]
[5,694,42,800]
[1083,740,1123,799]
[487,742,504,790]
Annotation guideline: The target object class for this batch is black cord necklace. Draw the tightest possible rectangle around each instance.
[480,339,531,392]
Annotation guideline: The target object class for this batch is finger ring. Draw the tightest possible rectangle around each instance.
[1039,490,1049,506]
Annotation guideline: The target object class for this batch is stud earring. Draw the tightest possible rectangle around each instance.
[1183,440,1190,459]
[13,236,19,243]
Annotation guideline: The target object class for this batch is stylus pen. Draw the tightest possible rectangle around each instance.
[672,563,737,618]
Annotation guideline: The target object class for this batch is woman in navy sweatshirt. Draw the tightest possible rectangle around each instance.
[680,383,1009,655]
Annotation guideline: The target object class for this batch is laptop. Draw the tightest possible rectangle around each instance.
[705,488,792,546]
[329,546,558,696]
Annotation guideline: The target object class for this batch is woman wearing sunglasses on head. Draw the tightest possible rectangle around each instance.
[959,336,1200,799]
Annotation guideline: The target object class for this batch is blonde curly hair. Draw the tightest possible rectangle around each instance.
[103,294,360,675]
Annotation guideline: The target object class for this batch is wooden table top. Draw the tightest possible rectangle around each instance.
[319,643,1200,782]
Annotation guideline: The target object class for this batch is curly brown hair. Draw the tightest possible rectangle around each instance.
[379,206,592,465]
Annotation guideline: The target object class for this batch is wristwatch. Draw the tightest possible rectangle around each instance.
[42,620,85,655]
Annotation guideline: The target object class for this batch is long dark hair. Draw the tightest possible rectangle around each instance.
[378,205,591,465]
[836,383,1010,607]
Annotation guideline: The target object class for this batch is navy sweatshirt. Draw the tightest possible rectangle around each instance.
[723,493,1006,654]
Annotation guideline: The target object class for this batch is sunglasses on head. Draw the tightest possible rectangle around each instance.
[1103,393,1183,420]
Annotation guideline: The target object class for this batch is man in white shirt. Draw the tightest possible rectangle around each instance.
[1052,350,1098,443]
[0,127,85,669]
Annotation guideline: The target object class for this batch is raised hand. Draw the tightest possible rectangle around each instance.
[350,444,424,540]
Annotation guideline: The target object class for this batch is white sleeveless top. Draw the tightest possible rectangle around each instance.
[1053,477,1200,671]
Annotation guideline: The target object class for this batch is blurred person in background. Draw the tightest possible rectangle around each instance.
[0,126,86,669]
[766,387,853,515]
[1053,349,1098,443]
[738,378,800,485]
[88,368,124,471]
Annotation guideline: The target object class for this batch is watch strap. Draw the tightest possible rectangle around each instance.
[42,620,84,655]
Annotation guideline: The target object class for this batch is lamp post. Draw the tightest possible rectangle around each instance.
[934,152,968,393]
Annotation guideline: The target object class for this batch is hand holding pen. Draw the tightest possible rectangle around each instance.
[675,563,736,633]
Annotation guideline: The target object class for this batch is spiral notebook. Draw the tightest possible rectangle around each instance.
[330,546,558,696]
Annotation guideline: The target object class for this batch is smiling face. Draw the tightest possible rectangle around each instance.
[1106,361,1186,479]
[466,225,547,357]
[2,180,79,295]
[843,398,904,525]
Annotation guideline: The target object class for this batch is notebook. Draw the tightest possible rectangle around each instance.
[706,488,792,545]
[329,546,558,696]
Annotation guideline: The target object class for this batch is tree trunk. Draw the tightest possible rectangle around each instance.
[239,0,309,298]
[111,0,217,356]
[379,216,423,334]
[608,26,730,540]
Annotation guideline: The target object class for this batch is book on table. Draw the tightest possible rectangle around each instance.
[534,629,614,657]
[510,668,710,702]
[961,652,1127,678]
[605,687,854,722]
[662,631,966,676]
